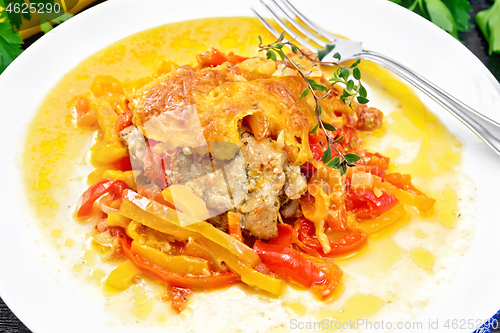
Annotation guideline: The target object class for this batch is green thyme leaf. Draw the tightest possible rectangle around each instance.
[339,68,350,81]
[339,164,347,176]
[307,78,328,92]
[259,35,263,44]
[357,96,369,104]
[277,50,286,60]
[327,156,341,168]
[341,89,351,98]
[332,135,344,143]
[322,122,336,131]
[346,79,354,92]
[266,50,277,61]
[300,88,310,98]
[322,145,332,164]
[310,123,319,134]
[257,30,368,177]
[353,67,361,80]
[344,153,361,163]
[315,104,322,116]
[359,84,367,98]
[277,31,286,43]
[350,59,361,68]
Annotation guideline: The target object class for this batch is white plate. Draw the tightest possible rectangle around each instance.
[1,0,500,332]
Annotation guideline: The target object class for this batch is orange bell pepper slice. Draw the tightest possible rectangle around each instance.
[118,238,239,290]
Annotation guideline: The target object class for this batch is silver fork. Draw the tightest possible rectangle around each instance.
[252,0,500,156]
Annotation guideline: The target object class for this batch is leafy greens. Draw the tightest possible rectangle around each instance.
[389,0,473,39]
[0,0,23,74]
[476,0,500,54]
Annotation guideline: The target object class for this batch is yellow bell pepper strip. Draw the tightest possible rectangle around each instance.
[194,237,284,296]
[91,142,129,166]
[182,237,226,272]
[246,113,271,140]
[105,260,142,290]
[300,179,330,224]
[131,241,210,276]
[106,212,132,228]
[119,238,239,290]
[120,190,259,266]
[102,170,137,190]
[351,202,407,234]
[137,186,175,209]
[90,99,129,165]
[122,202,198,242]
[161,185,210,220]
[227,212,244,242]
[73,96,98,128]
[93,99,121,144]
[119,191,283,295]
[373,176,435,212]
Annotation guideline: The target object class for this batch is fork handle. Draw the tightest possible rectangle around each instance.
[359,50,500,156]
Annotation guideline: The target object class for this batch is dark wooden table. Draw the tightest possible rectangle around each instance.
[2,0,500,332]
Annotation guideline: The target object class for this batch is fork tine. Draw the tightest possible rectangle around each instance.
[280,0,337,42]
[251,8,286,40]
[259,0,319,51]
[270,0,327,48]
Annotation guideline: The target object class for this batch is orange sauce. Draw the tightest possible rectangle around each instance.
[21,17,464,327]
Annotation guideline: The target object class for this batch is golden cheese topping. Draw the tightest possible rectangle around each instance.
[129,60,322,165]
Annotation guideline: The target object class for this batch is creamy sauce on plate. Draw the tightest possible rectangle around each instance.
[22,17,476,332]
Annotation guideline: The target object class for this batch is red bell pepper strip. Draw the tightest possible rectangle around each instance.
[308,127,355,162]
[253,240,327,288]
[300,161,316,181]
[306,253,342,300]
[116,108,133,132]
[383,172,424,196]
[345,187,398,220]
[119,238,240,290]
[269,224,294,248]
[293,218,368,256]
[117,155,132,171]
[77,179,129,217]
[253,240,342,300]
[196,48,248,68]
[348,148,390,177]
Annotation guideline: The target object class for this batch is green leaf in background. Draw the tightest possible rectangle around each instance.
[0,0,23,74]
[390,0,473,40]
[5,0,32,29]
[40,12,73,32]
[442,0,474,32]
[423,0,458,38]
[476,0,500,55]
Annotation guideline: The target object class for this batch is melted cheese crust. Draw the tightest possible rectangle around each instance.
[129,60,328,165]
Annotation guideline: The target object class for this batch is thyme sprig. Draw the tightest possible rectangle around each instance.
[258,32,367,175]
